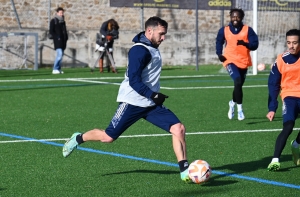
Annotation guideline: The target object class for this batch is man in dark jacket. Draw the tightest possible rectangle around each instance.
[49,7,68,74]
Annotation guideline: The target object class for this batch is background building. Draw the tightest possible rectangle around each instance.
[0,0,300,70]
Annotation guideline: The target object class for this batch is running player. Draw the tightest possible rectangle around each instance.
[266,29,300,171]
[216,8,259,120]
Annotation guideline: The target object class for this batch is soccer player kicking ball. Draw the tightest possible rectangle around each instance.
[266,29,300,171]
[62,16,191,183]
[216,8,259,120]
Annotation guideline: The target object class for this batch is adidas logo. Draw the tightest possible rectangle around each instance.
[208,0,231,6]
[184,162,189,167]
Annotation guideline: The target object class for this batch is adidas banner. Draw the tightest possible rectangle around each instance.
[110,0,300,11]
[109,0,233,10]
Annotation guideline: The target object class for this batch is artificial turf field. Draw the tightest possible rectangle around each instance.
[0,65,299,197]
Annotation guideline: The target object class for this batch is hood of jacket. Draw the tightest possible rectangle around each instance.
[132,32,158,48]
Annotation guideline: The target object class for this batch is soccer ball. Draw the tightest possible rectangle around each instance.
[257,63,266,71]
[188,160,212,184]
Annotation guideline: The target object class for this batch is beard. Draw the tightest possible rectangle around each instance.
[150,38,161,48]
[232,21,241,27]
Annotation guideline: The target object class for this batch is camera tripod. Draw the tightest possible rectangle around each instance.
[91,48,117,73]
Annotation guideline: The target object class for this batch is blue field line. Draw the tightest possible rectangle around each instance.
[1,132,300,190]
[160,77,268,84]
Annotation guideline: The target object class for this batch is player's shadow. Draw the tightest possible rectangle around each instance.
[213,154,294,176]
[245,116,282,124]
[101,169,238,187]
[101,169,178,176]
[195,177,238,187]
[100,156,296,186]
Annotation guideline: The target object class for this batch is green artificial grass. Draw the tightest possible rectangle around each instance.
[0,66,299,197]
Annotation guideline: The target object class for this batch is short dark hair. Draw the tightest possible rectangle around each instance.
[56,7,64,12]
[230,8,245,19]
[286,29,300,38]
[145,16,168,30]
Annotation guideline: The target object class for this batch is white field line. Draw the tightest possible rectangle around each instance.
[0,128,294,144]
[161,85,267,89]
[0,78,124,83]
[0,74,268,83]
[68,78,267,89]
[0,75,232,82]
[0,78,68,82]
[66,78,121,86]
[0,77,268,89]
[119,128,287,137]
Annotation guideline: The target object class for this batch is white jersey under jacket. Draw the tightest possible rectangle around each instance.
[116,43,162,107]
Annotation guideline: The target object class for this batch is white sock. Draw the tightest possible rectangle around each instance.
[271,158,279,163]
[292,140,299,148]
[230,100,235,106]
[237,104,242,111]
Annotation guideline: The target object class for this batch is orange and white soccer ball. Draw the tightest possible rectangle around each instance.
[188,160,212,184]
[257,63,266,71]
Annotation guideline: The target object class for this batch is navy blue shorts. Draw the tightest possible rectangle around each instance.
[282,96,300,123]
[105,103,181,139]
[226,63,248,81]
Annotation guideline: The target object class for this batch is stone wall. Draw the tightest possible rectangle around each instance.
[0,0,300,69]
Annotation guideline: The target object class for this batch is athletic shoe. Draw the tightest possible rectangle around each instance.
[228,101,235,119]
[238,110,245,121]
[180,169,192,183]
[52,70,60,74]
[267,162,280,171]
[60,70,64,74]
[291,140,300,166]
[62,132,81,158]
